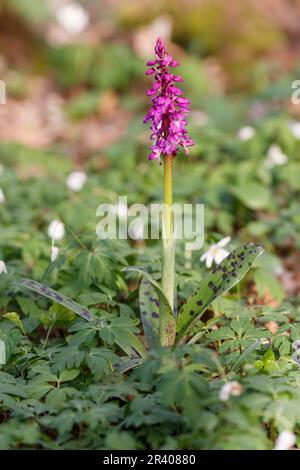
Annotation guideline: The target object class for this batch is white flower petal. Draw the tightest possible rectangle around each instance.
[237,126,255,141]
[66,171,87,192]
[219,381,242,401]
[0,188,5,203]
[214,248,230,265]
[217,236,231,248]
[219,383,231,401]
[277,153,288,165]
[56,2,89,36]
[275,430,296,450]
[129,220,145,240]
[205,252,214,269]
[0,260,7,274]
[51,246,59,262]
[47,220,65,241]
[267,144,288,167]
[267,144,281,159]
[289,121,300,140]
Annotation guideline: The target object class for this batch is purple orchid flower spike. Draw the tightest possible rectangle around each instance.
[144,37,194,162]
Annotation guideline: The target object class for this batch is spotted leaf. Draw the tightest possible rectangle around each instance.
[176,243,264,343]
[123,267,176,347]
[16,278,94,321]
[139,278,160,350]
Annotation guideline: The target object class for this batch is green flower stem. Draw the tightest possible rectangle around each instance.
[163,154,173,239]
[161,154,175,318]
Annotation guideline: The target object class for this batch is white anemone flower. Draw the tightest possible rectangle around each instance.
[265,145,288,169]
[129,220,145,240]
[66,171,87,192]
[219,381,243,402]
[51,246,60,262]
[274,430,296,450]
[47,220,65,241]
[0,260,7,275]
[0,188,5,203]
[237,126,256,141]
[200,236,231,269]
[289,121,300,140]
[56,2,89,36]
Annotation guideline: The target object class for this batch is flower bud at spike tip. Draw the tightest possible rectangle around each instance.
[144,37,194,162]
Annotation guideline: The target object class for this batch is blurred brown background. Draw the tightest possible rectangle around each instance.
[1,0,300,161]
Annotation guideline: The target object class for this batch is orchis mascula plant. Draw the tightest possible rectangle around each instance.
[14,38,263,364]
[130,38,264,349]
[143,37,194,345]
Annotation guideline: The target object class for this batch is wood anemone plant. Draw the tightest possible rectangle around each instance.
[14,38,264,370]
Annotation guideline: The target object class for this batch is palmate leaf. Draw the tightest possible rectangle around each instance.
[16,278,94,321]
[176,243,264,343]
[139,278,160,350]
[99,316,146,358]
[123,267,176,347]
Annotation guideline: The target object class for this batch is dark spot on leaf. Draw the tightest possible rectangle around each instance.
[53,294,63,302]
[81,309,91,319]
[151,312,159,318]
[40,287,51,295]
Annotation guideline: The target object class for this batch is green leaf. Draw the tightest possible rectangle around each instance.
[52,346,85,372]
[3,312,26,336]
[99,317,146,358]
[139,278,160,350]
[273,335,291,356]
[59,369,80,382]
[105,431,137,450]
[232,182,272,210]
[254,348,279,372]
[231,339,265,372]
[176,243,264,342]
[123,267,176,347]
[40,304,76,327]
[207,327,235,341]
[15,278,94,321]
[85,348,117,379]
